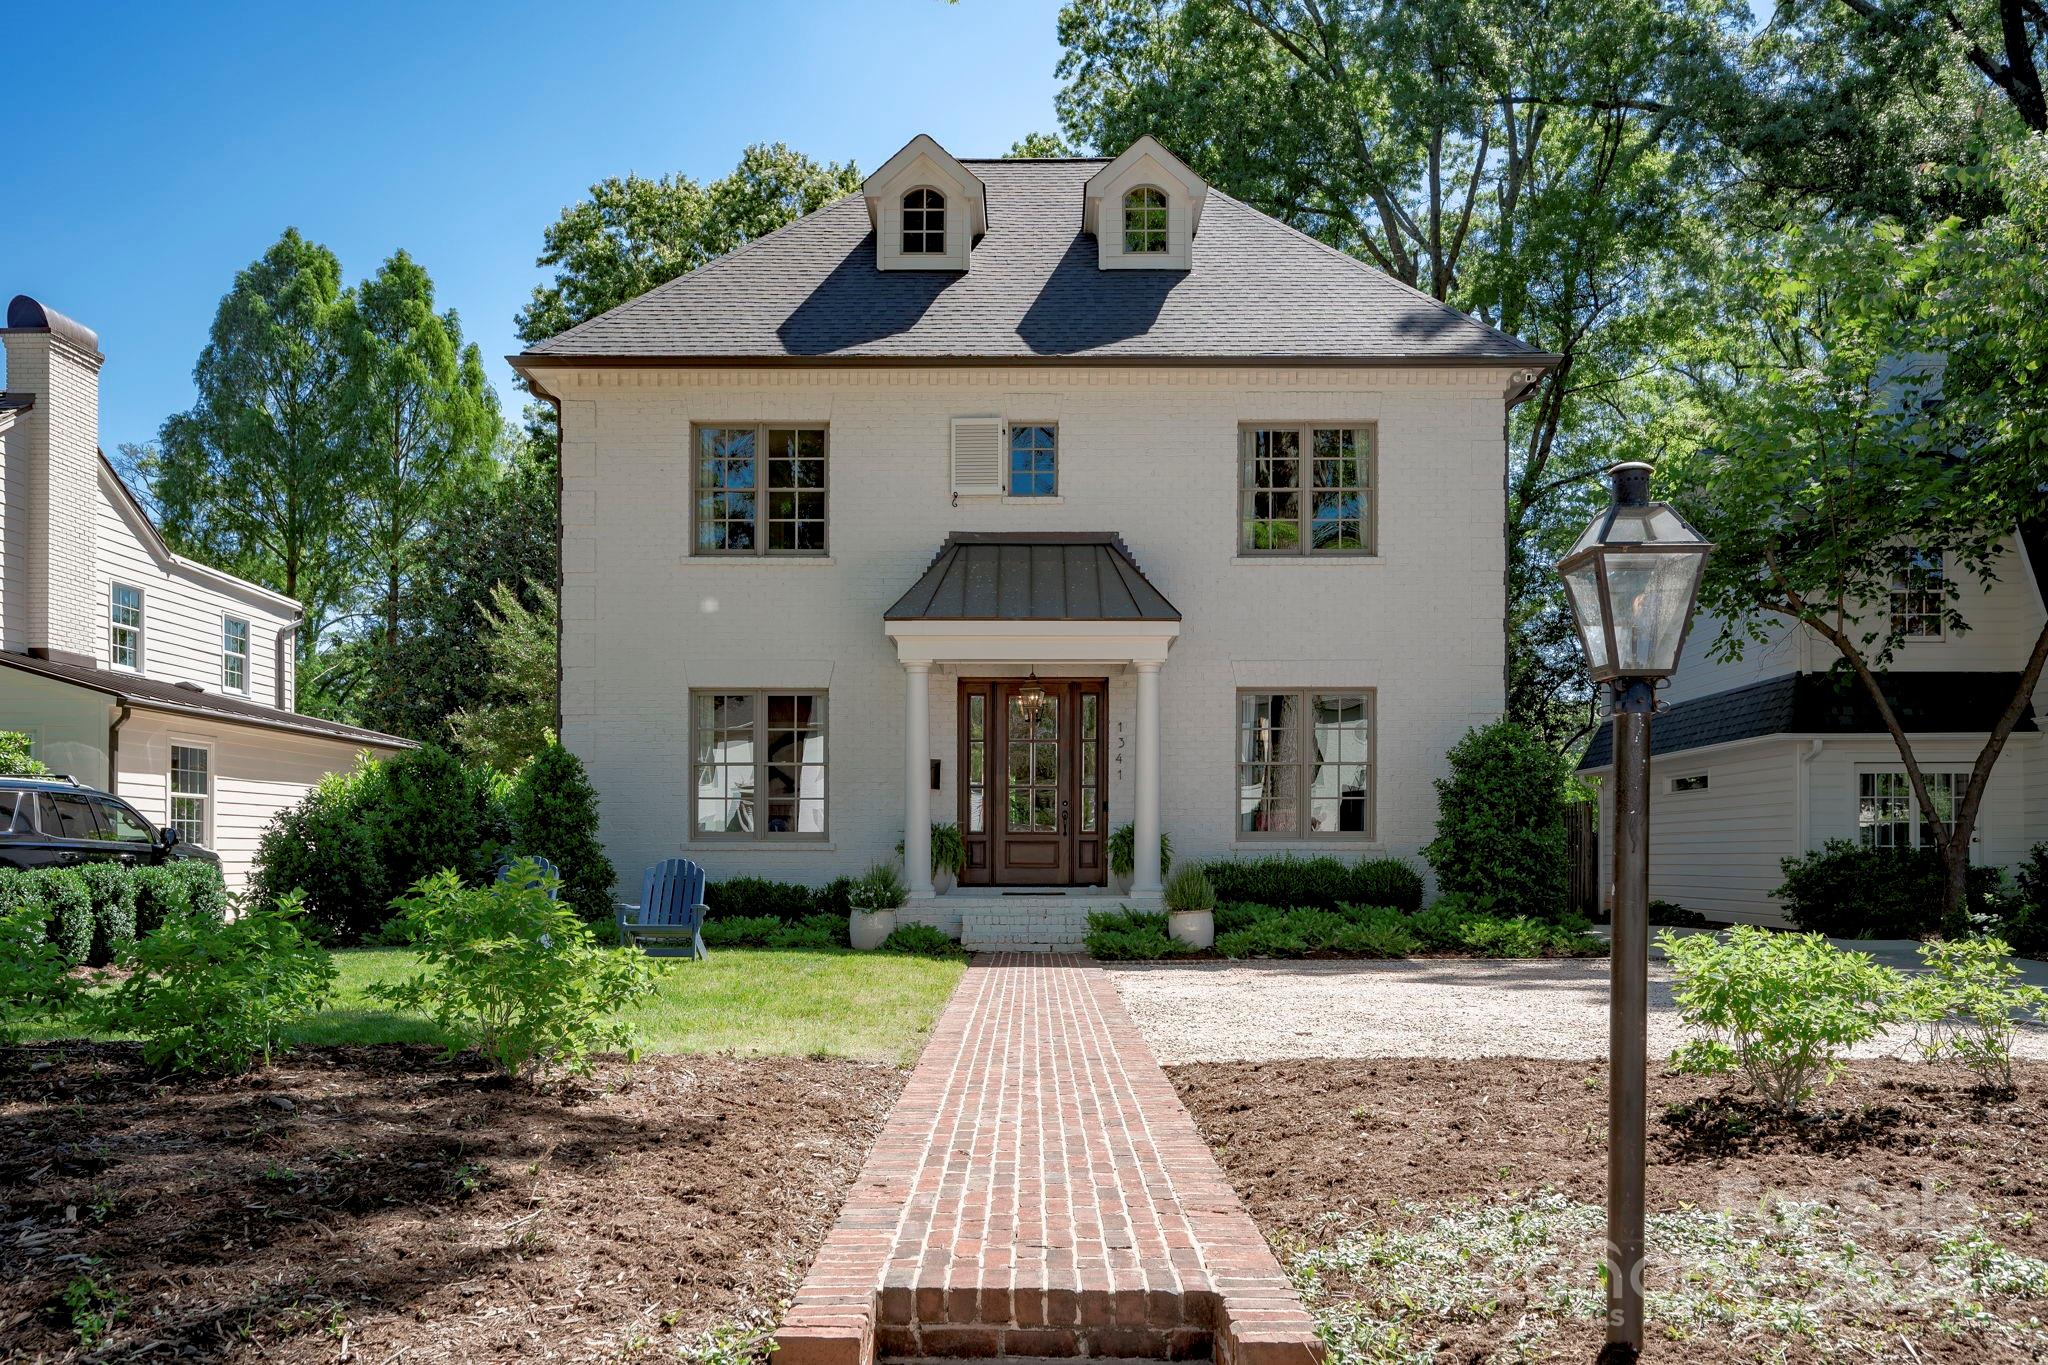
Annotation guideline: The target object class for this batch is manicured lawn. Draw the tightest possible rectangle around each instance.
[31,947,966,1064]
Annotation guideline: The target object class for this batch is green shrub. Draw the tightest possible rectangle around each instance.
[1661,926,1906,1112]
[505,741,617,924]
[76,863,139,966]
[849,862,909,912]
[1213,901,1268,935]
[1163,865,1216,913]
[705,876,824,922]
[0,730,49,777]
[93,892,337,1074]
[701,912,850,950]
[37,869,94,967]
[1422,720,1571,919]
[0,897,78,1043]
[700,914,784,948]
[878,923,966,958]
[1906,937,2048,1092]
[370,744,498,891]
[1991,845,2048,957]
[1108,824,1173,880]
[1775,839,2000,939]
[375,861,661,1081]
[1084,908,1189,961]
[250,762,392,942]
[1203,855,1423,912]
[1214,904,1419,959]
[1405,896,1606,957]
[1648,899,1711,929]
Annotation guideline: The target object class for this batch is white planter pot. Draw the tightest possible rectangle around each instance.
[1113,870,1134,896]
[1167,909,1214,951]
[849,909,898,951]
[934,868,956,896]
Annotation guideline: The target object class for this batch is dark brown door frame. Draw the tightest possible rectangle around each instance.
[956,678,1108,887]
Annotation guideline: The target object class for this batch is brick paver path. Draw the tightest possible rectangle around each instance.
[776,954,1324,1365]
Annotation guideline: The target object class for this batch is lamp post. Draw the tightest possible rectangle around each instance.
[1556,461,1711,1362]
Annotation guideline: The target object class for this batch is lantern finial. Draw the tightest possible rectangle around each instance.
[1611,461,1653,508]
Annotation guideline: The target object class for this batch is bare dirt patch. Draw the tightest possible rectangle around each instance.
[1171,1057,2048,1363]
[0,1043,901,1362]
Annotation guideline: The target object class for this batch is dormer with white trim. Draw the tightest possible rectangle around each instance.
[1083,136,1208,271]
[862,134,987,273]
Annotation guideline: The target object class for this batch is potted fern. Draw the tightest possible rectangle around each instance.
[1108,823,1174,895]
[848,861,908,950]
[895,823,967,894]
[1163,865,1216,950]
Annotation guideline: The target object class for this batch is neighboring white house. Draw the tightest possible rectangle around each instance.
[512,134,1552,945]
[0,295,410,890]
[1577,536,2048,925]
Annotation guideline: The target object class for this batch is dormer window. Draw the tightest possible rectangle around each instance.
[1123,188,1169,254]
[903,189,946,254]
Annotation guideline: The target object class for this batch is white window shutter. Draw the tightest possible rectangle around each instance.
[950,416,1005,497]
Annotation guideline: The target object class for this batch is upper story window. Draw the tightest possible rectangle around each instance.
[222,616,251,693]
[1008,424,1058,497]
[1123,187,1169,254]
[902,189,946,254]
[694,425,828,556]
[1239,425,1374,555]
[1889,548,1944,639]
[110,584,143,669]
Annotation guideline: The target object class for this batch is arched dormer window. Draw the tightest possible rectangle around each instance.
[903,188,946,254]
[1123,187,1168,254]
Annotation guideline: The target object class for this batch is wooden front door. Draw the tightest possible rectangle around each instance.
[958,679,1107,886]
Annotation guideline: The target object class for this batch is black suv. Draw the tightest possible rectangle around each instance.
[0,776,221,872]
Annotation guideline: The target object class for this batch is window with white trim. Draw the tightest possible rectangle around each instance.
[1123,187,1168,253]
[691,691,826,839]
[222,616,251,693]
[1240,425,1374,555]
[1236,690,1373,838]
[170,745,210,847]
[903,188,946,254]
[1008,424,1057,497]
[693,425,828,555]
[1889,548,1945,640]
[1670,774,1709,793]
[110,584,143,669]
[1858,769,1969,850]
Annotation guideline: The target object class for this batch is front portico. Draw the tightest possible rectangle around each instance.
[884,534,1181,903]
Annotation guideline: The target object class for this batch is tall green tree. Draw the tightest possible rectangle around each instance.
[1007,131,1076,157]
[155,229,357,653]
[448,582,557,771]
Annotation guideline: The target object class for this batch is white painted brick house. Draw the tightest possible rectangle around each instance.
[0,295,409,890]
[514,136,1552,945]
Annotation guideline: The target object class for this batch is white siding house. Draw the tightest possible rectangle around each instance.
[514,135,1553,947]
[1,295,409,890]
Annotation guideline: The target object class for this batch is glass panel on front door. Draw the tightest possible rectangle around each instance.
[1006,695,1060,833]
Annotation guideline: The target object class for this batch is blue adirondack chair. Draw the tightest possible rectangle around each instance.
[495,854,561,898]
[617,857,710,959]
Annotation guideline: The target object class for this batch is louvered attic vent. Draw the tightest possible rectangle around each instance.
[950,416,1005,497]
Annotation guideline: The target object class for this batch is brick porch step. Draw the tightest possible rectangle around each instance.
[775,954,1324,1365]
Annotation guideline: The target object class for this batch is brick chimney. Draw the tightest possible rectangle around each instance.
[1,295,102,664]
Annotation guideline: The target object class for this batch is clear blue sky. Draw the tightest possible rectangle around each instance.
[5,1,1069,454]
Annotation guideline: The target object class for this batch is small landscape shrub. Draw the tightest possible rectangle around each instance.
[1109,823,1173,881]
[0,729,49,777]
[4,868,95,967]
[504,740,616,924]
[1406,896,1606,957]
[1661,926,1906,1113]
[849,862,909,912]
[0,897,77,1042]
[1422,719,1571,919]
[1648,899,1712,929]
[369,744,500,891]
[250,761,393,942]
[877,923,967,958]
[1214,904,1418,959]
[375,861,661,1081]
[705,876,827,922]
[93,892,337,1074]
[1774,839,2000,940]
[1907,937,2048,1093]
[1203,855,1423,912]
[76,862,139,966]
[700,912,849,950]
[1084,909,1189,960]
[131,862,229,936]
[1163,865,1216,913]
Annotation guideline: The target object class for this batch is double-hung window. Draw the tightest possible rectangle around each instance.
[170,745,211,847]
[1123,187,1168,254]
[1008,424,1058,497]
[1889,548,1945,640]
[222,616,251,693]
[1240,425,1374,554]
[1858,769,1969,850]
[110,584,143,669]
[903,188,946,254]
[1235,690,1374,838]
[691,691,827,839]
[694,425,827,555]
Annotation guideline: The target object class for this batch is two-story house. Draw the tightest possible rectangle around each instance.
[511,135,1553,948]
[1578,535,2048,925]
[1,295,409,890]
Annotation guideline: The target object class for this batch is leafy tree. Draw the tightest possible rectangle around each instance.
[1826,0,2047,133]
[504,740,616,923]
[1422,719,1572,918]
[155,229,357,653]
[1007,131,1076,157]
[448,582,557,770]
[0,731,47,777]
[515,143,862,345]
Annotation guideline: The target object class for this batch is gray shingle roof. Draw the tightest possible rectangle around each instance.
[886,533,1180,622]
[1578,671,2038,769]
[517,160,1548,366]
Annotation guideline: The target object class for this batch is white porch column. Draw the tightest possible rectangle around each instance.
[904,662,935,899]
[1133,661,1164,898]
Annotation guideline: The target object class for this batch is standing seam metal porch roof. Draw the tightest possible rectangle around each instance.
[885,533,1181,622]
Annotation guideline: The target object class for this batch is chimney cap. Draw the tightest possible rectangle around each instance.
[4,296,100,356]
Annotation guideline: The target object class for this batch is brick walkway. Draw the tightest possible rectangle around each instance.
[776,954,1323,1365]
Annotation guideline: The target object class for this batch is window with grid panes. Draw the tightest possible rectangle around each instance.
[1123,187,1168,253]
[110,584,143,668]
[1889,548,1945,639]
[1858,769,1970,850]
[170,745,210,846]
[691,691,826,838]
[1008,424,1057,496]
[1236,690,1373,837]
[902,188,946,254]
[694,426,827,555]
[1240,426,1373,554]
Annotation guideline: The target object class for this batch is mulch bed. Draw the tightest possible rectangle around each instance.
[0,1044,902,1363]
[1170,1057,2048,1364]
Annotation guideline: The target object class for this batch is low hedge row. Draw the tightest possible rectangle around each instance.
[702,875,854,923]
[1086,898,1606,961]
[1200,855,1424,913]
[0,861,230,967]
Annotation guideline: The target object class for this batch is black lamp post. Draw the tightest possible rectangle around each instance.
[1556,461,1711,1362]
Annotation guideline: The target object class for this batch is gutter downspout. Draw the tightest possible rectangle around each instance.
[274,615,300,711]
[1794,738,1825,859]
[1502,367,1549,715]
[108,703,132,794]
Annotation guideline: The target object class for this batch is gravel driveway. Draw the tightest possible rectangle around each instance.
[1107,957,2048,1064]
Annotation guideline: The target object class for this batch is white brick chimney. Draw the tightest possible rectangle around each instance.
[2,295,103,663]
